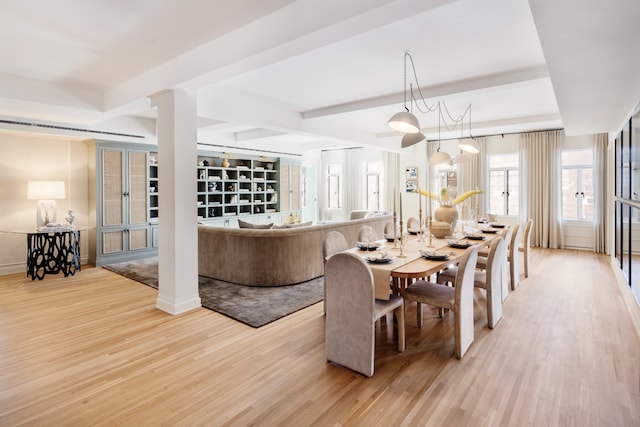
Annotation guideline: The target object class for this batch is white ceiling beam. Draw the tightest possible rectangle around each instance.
[303,65,549,118]
[104,0,456,112]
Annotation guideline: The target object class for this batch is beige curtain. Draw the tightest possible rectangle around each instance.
[384,151,400,212]
[458,137,487,216]
[521,130,564,248]
[594,133,608,253]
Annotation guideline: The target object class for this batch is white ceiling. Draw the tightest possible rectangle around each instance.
[0,0,638,154]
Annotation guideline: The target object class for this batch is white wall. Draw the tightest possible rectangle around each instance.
[0,131,90,274]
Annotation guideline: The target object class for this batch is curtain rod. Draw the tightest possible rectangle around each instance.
[425,127,565,143]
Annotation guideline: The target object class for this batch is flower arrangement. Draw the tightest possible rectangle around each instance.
[416,188,483,206]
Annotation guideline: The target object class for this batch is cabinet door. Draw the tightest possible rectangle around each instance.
[280,164,290,212]
[102,149,124,227]
[102,230,124,254]
[128,150,149,225]
[128,227,149,251]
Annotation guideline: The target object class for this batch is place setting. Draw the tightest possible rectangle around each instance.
[419,249,453,261]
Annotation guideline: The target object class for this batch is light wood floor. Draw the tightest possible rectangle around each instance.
[1,249,639,426]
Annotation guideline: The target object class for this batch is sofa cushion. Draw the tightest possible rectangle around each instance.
[238,219,273,229]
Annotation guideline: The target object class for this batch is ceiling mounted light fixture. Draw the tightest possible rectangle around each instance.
[389,52,474,150]
[429,107,451,166]
[387,71,421,133]
[401,131,426,148]
[459,138,480,153]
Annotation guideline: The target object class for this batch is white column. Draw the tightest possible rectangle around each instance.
[150,89,201,315]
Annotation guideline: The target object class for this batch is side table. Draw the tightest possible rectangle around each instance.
[26,230,81,280]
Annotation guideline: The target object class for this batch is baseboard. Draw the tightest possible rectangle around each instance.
[0,256,91,277]
[610,257,640,340]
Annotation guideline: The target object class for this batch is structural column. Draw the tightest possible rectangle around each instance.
[150,89,201,314]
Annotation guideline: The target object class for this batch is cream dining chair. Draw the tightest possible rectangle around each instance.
[437,237,507,329]
[357,225,378,243]
[322,231,349,314]
[518,219,533,278]
[407,217,420,233]
[404,246,478,359]
[325,252,405,377]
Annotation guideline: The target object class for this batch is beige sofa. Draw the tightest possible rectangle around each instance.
[198,214,392,286]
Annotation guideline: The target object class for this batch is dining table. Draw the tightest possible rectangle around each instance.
[347,225,504,300]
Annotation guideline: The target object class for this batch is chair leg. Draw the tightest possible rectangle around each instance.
[396,303,406,352]
[416,302,423,328]
[523,249,529,278]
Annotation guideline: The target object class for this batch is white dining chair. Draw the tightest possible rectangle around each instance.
[325,252,405,377]
[404,246,478,359]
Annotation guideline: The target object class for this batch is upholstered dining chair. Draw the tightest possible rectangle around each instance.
[476,226,512,302]
[322,231,349,314]
[384,221,394,236]
[518,219,533,278]
[357,225,378,243]
[404,246,478,359]
[437,237,507,329]
[325,252,405,377]
[407,217,420,233]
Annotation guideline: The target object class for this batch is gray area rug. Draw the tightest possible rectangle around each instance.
[103,257,323,328]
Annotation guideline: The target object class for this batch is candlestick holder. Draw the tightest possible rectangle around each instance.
[393,212,398,249]
[417,207,424,242]
[426,217,435,248]
[398,222,407,258]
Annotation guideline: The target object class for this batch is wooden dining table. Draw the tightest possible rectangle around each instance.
[348,227,501,300]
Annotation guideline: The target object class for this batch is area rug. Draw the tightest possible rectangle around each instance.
[103,257,323,328]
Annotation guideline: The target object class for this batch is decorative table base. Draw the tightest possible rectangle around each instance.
[27,231,81,280]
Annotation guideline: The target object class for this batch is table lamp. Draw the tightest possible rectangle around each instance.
[27,180,66,229]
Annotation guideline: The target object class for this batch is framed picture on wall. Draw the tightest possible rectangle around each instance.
[406,179,417,192]
[405,166,418,180]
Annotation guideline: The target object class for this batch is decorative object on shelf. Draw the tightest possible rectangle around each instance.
[202,160,209,166]
[199,170,206,179]
[208,182,217,192]
[269,193,277,203]
[254,206,262,213]
[266,163,274,170]
[222,158,230,168]
[27,180,66,229]
[230,195,237,204]
[227,184,235,191]
[209,208,216,217]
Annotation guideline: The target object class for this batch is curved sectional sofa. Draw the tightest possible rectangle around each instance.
[198,214,392,286]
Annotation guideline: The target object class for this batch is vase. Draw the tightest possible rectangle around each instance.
[434,204,459,232]
[221,158,230,168]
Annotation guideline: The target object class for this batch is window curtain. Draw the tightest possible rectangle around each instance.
[594,133,608,253]
[458,137,487,216]
[521,130,564,248]
[384,151,400,212]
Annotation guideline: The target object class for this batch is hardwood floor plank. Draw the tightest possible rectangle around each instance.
[0,249,639,426]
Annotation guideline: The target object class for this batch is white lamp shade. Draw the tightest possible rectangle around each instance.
[459,138,480,154]
[401,132,426,148]
[429,151,452,166]
[28,181,66,200]
[388,111,421,134]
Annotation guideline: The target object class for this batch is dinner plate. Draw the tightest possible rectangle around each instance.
[384,234,397,242]
[448,240,472,249]
[407,228,420,235]
[465,234,485,240]
[356,242,381,250]
[420,250,452,260]
[481,228,498,234]
[489,223,506,228]
[365,256,393,263]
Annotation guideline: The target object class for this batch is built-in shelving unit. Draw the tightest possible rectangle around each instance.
[195,154,280,222]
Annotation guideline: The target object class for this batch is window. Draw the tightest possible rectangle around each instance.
[327,163,342,209]
[561,149,593,220]
[488,153,519,216]
[366,163,381,210]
